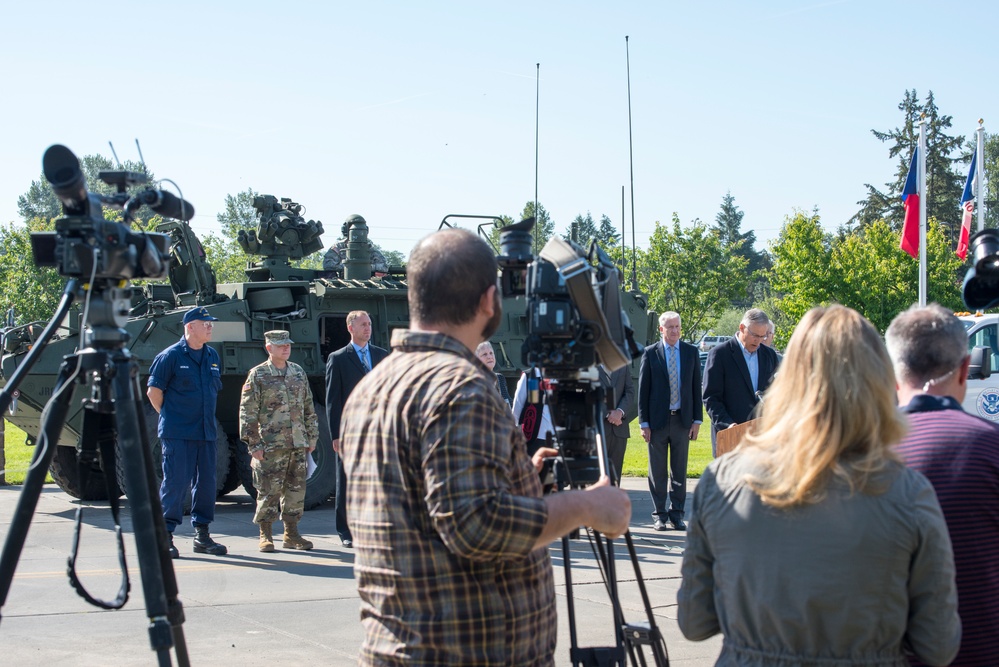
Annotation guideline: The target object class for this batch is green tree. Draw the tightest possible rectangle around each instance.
[218,189,260,237]
[714,191,766,305]
[17,153,158,226]
[202,232,250,284]
[830,218,962,332]
[564,212,599,245]
[768,211,963,340]
[598,215,620,248]
[639,214,748,341]
[766,211,835,335]
[523,201,554,252]
[0,219,71,324]
[858,90,965,243]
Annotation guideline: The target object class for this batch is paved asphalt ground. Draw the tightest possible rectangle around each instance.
[0,477,722,666]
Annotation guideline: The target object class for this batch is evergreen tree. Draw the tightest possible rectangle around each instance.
[564,212,599,245]
[858,90,965,243]
[713,191,764,304]
[597,214,621,248]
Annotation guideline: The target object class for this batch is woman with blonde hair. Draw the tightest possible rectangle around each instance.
[678,305,960,666]
[475,340,512,408]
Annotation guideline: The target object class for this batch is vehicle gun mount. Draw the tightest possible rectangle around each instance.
[238,195,325,281]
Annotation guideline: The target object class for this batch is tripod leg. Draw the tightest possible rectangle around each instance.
[112,353,188,667]
[0,358,78,620]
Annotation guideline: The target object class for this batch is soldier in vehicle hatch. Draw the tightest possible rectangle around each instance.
[322,214,389,275]
[239,330,319,552]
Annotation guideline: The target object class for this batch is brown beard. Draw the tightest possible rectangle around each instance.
[481,289,502,340]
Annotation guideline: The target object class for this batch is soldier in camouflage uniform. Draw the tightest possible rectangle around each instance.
[239,330,319,552]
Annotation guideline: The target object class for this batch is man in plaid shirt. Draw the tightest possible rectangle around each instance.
[341,228,631,666]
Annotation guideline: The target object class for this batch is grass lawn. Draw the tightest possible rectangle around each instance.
[0,415,711,486]
[0,425,53,485]
[621,414,713,479]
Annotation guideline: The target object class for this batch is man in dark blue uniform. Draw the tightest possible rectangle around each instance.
[147,307,228,558]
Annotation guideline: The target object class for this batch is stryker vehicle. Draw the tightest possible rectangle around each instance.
[0,201,654,509]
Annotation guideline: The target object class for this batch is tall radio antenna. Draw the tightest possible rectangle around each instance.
[534,62,541,254]
[625,36,638,290]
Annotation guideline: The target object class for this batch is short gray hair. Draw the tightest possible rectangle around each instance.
[741,308,770,329]
[885,303,967,386]
[658,311,681,327]
[475,341,494,355]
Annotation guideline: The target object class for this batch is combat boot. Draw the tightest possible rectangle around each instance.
[193,523,228,556]
[282,519,313,551]
[167,534,179,559]
[258,522,275,553]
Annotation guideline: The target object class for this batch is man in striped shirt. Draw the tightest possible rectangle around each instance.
[340,227,632,666]
[886,303,999,666]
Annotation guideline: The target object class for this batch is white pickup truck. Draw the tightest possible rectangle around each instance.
[959,312,999,421]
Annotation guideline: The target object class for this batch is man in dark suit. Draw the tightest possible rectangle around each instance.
[325,310,389,547]
[702,308,780,457]
[638,311,702,531]
[600,364,634,484]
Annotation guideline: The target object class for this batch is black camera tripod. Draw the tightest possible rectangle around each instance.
[548,377,670,667]
[0,277,190,667]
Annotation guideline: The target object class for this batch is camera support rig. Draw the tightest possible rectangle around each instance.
[497,218,670,667]
[0,144,193,666]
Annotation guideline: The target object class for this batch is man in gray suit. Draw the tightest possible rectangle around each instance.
[600,365,634,484]
[638,312,702,531]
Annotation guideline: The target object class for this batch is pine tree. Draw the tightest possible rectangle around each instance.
[858,90,965,243]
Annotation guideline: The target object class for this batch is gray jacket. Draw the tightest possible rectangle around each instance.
[678,452,960,666]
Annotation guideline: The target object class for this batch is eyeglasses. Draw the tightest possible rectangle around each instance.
[200,322,215,328]
[744,329,767,340]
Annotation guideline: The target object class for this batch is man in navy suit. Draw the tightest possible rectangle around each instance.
[702,308,780,457]
[325,310,389,547]
[638,311,702,531]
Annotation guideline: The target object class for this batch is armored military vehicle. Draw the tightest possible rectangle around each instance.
[0,201,653,509]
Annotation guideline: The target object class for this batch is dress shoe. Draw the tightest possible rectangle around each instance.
[342,539,353,548]
[671,518,687,531]
[167,535,179,559]
[653,518,668,531]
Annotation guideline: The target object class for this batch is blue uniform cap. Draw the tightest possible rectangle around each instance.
[183,307,219,325]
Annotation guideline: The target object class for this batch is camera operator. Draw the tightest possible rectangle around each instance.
[339,227,631,666]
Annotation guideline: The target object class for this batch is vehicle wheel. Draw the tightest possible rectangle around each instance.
[218,438,243,496]
[234,438,255,500]
[49,444,122,501]
[234,401,336,510]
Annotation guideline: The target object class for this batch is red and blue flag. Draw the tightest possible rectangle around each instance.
[956,152,977,261]
[900,148,919,258]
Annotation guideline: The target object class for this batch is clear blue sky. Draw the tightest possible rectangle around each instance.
[1,1,996,260]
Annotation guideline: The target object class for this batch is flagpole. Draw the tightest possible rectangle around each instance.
[918,117,927,307]
[977,119,986,233]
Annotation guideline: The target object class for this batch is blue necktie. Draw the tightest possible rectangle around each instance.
[359,347,370,371]
[667,346,679,405]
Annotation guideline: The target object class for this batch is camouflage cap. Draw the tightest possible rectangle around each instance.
[264,330,294,345]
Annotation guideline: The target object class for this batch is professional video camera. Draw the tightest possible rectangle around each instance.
[497,217,642,485]
[962,229,999,310]
[0,144,194,665]
[30,144,182,284]
[497,218,668,667]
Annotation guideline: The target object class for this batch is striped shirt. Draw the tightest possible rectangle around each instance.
[341,329,555,666]
[898,394,999,666]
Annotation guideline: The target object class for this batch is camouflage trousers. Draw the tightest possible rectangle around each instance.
[251,447,308,524]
